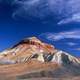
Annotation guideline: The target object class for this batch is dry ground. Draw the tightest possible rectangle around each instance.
[0,60,79,80]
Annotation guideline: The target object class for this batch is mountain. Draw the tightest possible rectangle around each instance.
[0,37,80,80]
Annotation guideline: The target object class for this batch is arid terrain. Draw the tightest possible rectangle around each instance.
[0,37,80,80]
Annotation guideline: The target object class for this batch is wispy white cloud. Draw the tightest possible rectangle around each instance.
[10,0,71,22]
[1,0,80,25]
[66,42,77,46]
[74,48,80,51]
[40,29,80,41]
[12,0,80,24]
[12,0,52,20]
[58,13,80,25]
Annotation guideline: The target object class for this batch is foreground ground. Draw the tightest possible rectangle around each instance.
[0,60,79,80]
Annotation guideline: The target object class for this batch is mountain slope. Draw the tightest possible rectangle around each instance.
[0,37,80,65]
[0,37,80,80]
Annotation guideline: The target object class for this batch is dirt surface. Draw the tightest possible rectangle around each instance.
[0,60,58,80]
[0,61,80,80]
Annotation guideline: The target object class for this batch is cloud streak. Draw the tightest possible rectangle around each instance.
[75,48,80,51]
[1,0,80,24]
[40,29,80,41]
[12,0,53,20]
[66,42,77,46]
[12,0,80,24]
[58,13,80,25]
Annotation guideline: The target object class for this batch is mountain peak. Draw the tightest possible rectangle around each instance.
[24,37,42,43]
[0,37,80,66]
[0,37,80,79]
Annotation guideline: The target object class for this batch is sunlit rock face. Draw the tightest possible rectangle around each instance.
[0,37,55,64]
[10,0,80,24]
[0,37,80,79]
[0,37,80,66]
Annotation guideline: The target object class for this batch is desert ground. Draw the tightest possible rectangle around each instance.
[0,60,79,80]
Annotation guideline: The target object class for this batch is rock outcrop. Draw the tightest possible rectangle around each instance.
[0,37,80,66]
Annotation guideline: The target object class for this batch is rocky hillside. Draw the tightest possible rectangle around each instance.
[0,37,80,65]
[0,37,80,80]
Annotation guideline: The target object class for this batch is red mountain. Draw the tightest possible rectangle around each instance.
[0,37,80,80]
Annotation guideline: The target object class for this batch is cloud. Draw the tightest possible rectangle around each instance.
[58,13,80,25]
[40,29,80,41]
[1,0,80,24]
[11,0,80,24]
[12,0,53,20]
[66,42,77,46]
[10,0,70,22]
[75,48,80,51]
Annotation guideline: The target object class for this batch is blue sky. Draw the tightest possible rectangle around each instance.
[0,0,80,57]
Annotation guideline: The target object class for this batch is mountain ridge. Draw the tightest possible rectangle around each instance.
[0,37,80,65]
[0,37,80,80]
